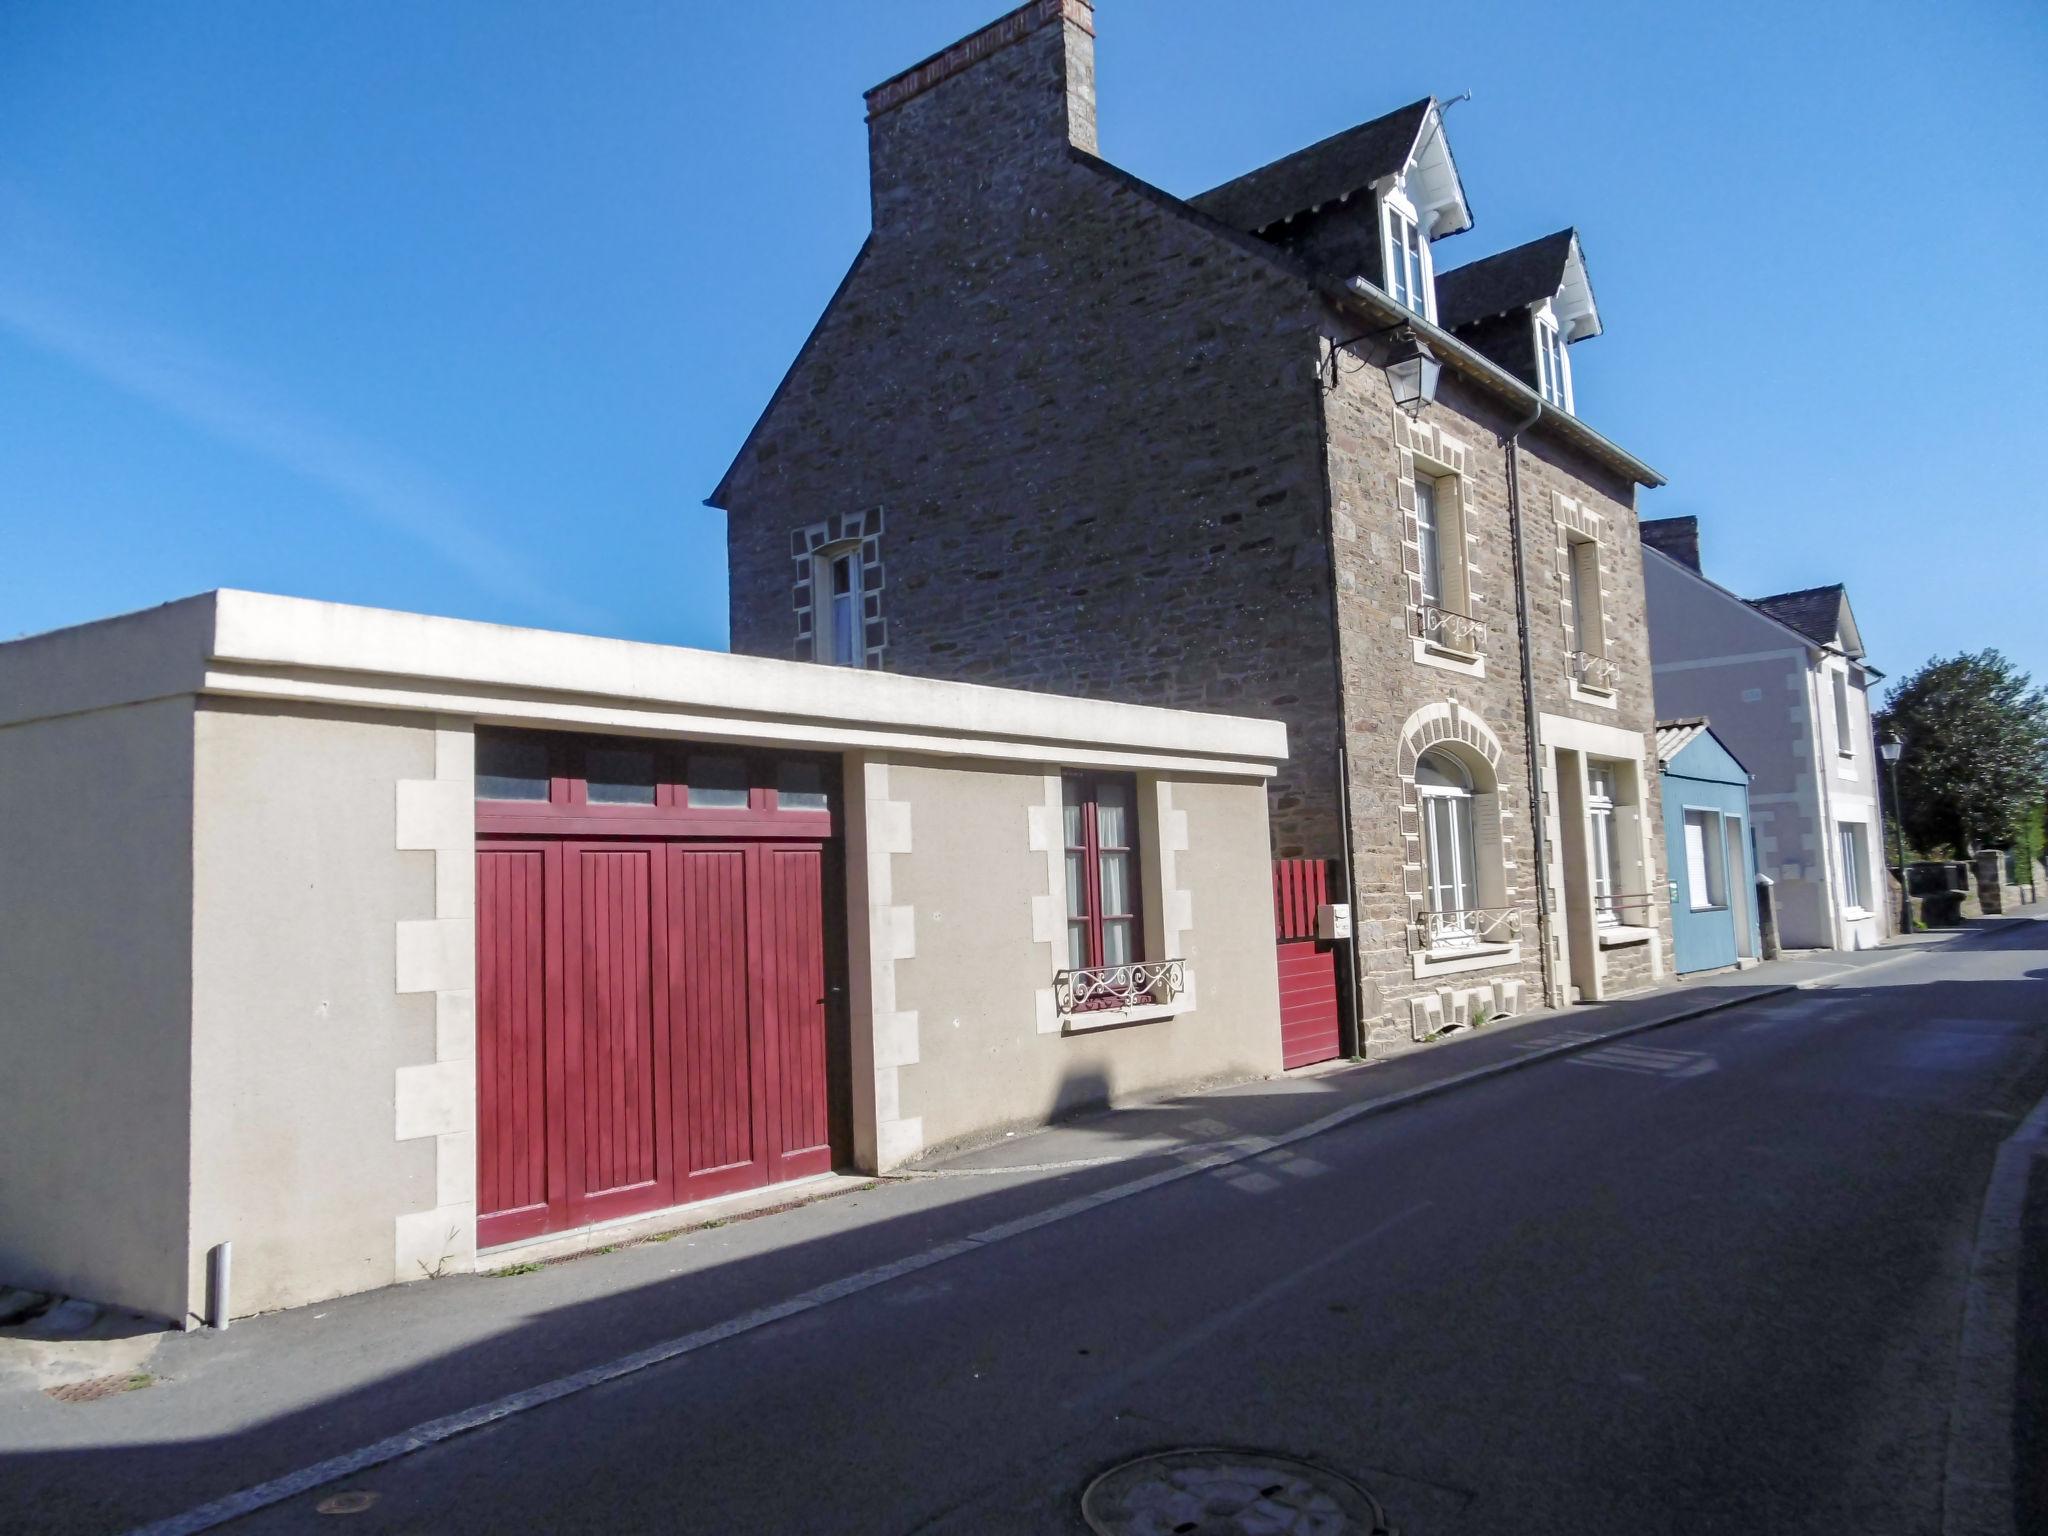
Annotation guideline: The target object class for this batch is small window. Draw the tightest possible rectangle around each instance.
[775,760,829,813]
[1064,774,1142,977]
[1536,315,1571,410]
[1384,202,1429,317]
[814,544,865,669]
[1838,823,1871,911]
[1587,764,1624,924]
[685,754,750,809]
[1568,536,1604,660]
[1833,672,1853,756]
[1683,809,1727,910]
[1414,474,1444,606]
[476,732,549,801]
[584,745,656,805]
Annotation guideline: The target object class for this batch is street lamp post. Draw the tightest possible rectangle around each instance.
[1880,728,1909,935]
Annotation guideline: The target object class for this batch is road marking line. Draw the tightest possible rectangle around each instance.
[129,969,1854,1536]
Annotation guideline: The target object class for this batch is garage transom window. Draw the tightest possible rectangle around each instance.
[474,730,837,829]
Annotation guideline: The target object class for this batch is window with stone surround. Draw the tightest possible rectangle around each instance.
[1401,423,1481,667]
[1555,493,1615,696]
[790,509,885,669]
[1400,704,1520,969]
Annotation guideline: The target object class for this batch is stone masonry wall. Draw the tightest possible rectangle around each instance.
[723,11,1348,856]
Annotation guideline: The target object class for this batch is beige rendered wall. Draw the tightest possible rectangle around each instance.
[871,755,1281,1161]
[189,699,443,1316]
[0,696,197,1322]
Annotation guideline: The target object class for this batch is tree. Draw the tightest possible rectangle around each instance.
[1877,650,2048,857]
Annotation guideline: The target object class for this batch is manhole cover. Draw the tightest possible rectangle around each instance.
[1082,1448,1386,1535]
[315,1491,380,1516]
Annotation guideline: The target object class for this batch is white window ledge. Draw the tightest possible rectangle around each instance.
[1061,1000,1187,1033]
[1412,941,1520,979]
[1597,924,1655,949]
[1411,637,1486,678]
[1567,679,1619,710]
[1841,906,1871,921]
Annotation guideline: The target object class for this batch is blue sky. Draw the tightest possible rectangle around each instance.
[4,0,2044,689]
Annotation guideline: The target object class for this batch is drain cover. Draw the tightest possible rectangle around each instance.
[1081,1448,1386,1535]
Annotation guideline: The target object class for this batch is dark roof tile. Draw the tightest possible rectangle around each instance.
[1747,585,1847,648]
[1435,230,1577,331]
[1190,100,1431,233]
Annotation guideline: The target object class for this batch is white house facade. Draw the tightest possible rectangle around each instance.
[1639,519,1888,952]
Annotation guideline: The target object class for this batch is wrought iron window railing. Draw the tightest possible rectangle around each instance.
[1411,906,1522,953]
[1054,959,1186,1014]
[1416,604,1484,657]
[1595,891,1658,927]
[1570,650,1620,691]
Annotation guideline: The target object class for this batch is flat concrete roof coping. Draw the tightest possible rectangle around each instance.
[1,591,1288,777]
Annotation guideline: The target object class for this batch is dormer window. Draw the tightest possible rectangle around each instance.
[1535,308,1572,411]
[1384,199,1432,318]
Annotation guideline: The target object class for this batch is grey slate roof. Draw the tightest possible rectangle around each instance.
[1435,229,1577,331]
[1190,100,1432,233]
[1747,586,1848,649]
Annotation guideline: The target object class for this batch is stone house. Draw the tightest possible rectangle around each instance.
[1640,516,1891,951]
[712,0,1673,1054]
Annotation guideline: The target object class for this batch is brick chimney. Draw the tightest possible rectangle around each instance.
[865,0,1097,230]
[1640,515,1702,574]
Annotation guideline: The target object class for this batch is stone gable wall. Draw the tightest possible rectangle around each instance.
[724,157,1348,856]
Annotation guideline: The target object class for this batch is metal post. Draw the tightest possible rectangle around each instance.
[206,1241,232,1330]
[1886,755,1910,937]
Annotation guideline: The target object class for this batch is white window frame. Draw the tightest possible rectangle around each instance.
[1535,303,1573,412]
[1838,822,1871,914]
[1832,670,1853,757]
[1382,189,1434,321]
[1682,808,1728,911]
[1587,764,1623,926]
[811,541,866,668]
[1415,471,1445,607]
[1418,751,1479,949]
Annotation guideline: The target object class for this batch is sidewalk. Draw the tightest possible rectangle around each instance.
[2,908,2037,1534]
[909,913,2036,1178]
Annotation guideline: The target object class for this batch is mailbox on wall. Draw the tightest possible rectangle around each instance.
[1315,903,1352,943]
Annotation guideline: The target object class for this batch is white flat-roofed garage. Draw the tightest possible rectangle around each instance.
[0,592,1288,1326]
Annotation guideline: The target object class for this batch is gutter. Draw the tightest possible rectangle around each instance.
[1331,277,1667,490]
[1500,397,1561,1009]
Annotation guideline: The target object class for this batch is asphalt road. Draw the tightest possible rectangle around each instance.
[25,927,2046,1536]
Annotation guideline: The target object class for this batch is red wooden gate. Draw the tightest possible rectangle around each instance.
[478,833,835,1247]
[1274,858,1343,1070]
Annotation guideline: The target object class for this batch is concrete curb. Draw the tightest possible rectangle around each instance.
[1943,1088,2048,1536]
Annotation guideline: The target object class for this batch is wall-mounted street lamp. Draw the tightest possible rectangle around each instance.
[1321,323,1441,417]
[1880,727,1909,934]
[1384,330,1442,417]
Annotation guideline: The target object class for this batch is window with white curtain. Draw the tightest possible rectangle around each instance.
[1587,764,1623,925]
[1064,773,1140,975]
[1418,750,1478,944]
[812,543,865,668]
[1838,822,1871,912]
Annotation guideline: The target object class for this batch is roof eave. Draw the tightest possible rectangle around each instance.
[1335,277,1664,488]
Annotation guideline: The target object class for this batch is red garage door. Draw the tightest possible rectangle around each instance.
[1274,858,1343,1070]
[475,734,842,1248]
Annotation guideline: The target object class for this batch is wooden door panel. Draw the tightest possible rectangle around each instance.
[563,845,671,1224]
[667,845,766,1197]
[761,844,832,1179]
[477,846,554,1245]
